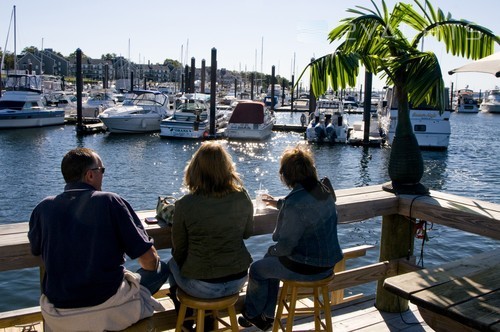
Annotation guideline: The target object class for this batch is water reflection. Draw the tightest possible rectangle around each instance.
[421,150,449,191]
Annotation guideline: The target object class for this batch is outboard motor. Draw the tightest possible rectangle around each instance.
[325,124,337,142]
[314,122,326,142]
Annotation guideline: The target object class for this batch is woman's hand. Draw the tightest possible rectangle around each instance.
[262,193,278,208]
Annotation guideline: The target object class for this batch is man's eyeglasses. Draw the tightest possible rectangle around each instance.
[90,167,105,174]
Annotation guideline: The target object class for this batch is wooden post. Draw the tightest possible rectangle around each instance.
[271,65,275,111]
[209,48,217,137]
[75,49,83,133]
[375,214,414,312]
[201,59,206,94]
[250,73,254,100]
[184,65,189,93]
[190,57,195,93]
[363,70,372,145]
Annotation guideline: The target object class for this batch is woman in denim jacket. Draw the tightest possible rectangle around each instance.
[240,145,343,331]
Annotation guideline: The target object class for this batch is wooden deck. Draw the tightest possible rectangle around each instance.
[1,296,432,332]
[1,184,499,331]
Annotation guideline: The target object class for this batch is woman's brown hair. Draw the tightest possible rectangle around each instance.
[279,145,318,189]
[184,141,243,197]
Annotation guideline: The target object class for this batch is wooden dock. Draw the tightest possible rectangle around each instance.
[1,185,498,331]
[273,123,306,133]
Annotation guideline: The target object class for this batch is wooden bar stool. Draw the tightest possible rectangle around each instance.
[273,273,335,332]
[174,288,239,332]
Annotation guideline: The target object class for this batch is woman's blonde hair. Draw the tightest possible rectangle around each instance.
[184,141,243,197]
[279,145,318,189]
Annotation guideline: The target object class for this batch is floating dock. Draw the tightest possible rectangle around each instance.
[272,124,306,133]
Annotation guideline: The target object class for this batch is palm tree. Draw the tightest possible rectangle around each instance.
[298,0,499,194]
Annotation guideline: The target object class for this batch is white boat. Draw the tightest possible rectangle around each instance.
[379,88,450,150]
[0,74,65,129]
[480,89,500,113]
[305,99,350,143]
[98,90,171,133]
[159,93,226,139]
[454,88,479,113]
[76,90,117,118]
[44,90,77,117]
[225,101,275,140]
[347,117,385,146]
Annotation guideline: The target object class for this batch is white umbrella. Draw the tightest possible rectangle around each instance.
[448,52,500,77]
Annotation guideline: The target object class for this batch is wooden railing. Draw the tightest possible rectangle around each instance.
[0,184,499,330]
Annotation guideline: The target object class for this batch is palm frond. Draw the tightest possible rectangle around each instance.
[302,52,361,97]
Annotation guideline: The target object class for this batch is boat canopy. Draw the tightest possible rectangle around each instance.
[229,101,265,124]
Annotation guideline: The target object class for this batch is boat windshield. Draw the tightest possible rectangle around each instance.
[5,75,42,92]
[176,100,206,113]
[134,92,168,106]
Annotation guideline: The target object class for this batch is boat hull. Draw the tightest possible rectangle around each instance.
[385,109,451,150]
[0,110,65,128]
[159,120,209,139]
[100,116,161,133]
[481,103,500,113]
[456,104,479,113]
[225,121,274,140]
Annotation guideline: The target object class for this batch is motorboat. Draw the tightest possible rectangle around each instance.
[225,101,276,140]
[44,90,77,117]
[75,89,117,118]
[379,87,451,150]
[292,98,310,112]
[480,89,500,113]
[305,99,350,143]
[0,74,65,129]
[98,90,171,133]
[159,93,226,139]
[454,88,479,113]
[347,117,385,146]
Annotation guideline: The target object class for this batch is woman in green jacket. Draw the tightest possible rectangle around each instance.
[167,141,253,301]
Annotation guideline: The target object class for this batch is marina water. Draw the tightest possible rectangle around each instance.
[1,112,499,312]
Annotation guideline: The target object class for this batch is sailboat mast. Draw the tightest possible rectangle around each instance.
[14,5,17,72]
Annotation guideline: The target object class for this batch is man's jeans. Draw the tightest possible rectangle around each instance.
[244,254,333,319]
[136,260,170,295]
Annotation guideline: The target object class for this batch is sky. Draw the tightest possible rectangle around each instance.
[1,0,499,92]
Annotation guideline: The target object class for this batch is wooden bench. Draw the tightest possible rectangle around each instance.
[0,245,388,331]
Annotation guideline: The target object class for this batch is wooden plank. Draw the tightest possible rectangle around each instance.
[329,261,395,291]
[418,306,478,332]
[448,292,500,330]
[0,307,42,329]
[384,249,500,298]
[410,266,499,312]
[398,192,500,240]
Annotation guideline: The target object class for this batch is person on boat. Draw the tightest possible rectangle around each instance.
[167,141,254,330]
[28,147,169,331]
[239,145,344,331]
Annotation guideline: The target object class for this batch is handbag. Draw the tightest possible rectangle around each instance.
[155,196,176,225]
[320,176,336,202]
